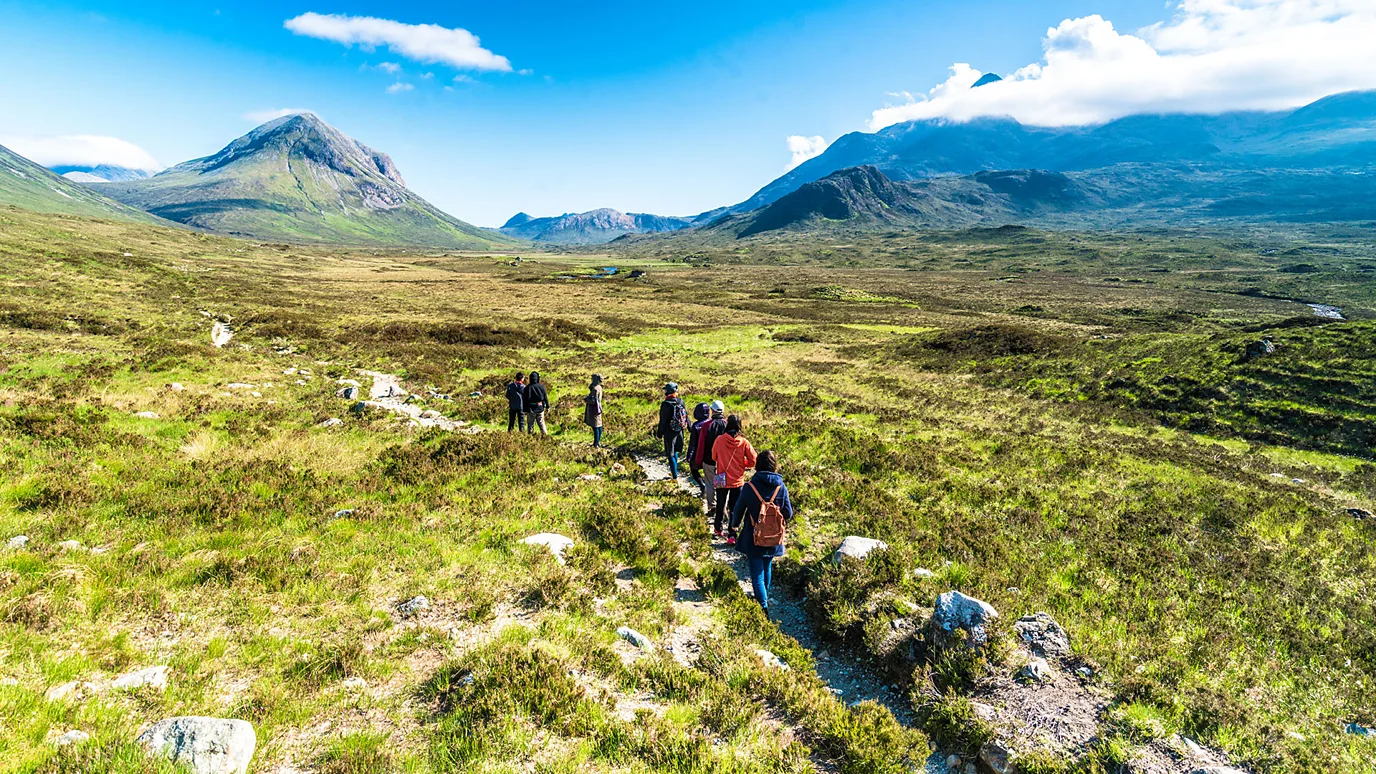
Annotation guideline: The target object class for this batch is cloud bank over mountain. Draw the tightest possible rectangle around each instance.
[871,0,1376,129]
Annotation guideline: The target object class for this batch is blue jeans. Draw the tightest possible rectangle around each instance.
[748,554,774,610]
[593,426,603,447]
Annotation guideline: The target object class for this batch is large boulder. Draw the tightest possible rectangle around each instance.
[932,591,999,648]
[1014,612,1070,658]
[138,716,256,774]
[832,536,888,564]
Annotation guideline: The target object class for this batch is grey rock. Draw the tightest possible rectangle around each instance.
[136,411,160,419]
[138,716,256,774]
[754,648,790,671]
[317,417,344,428]
[336,386,360,400]
[914,567,936,578]
[1018,657,1054,682]
[616,626,654,651]
[1242,338,1276,361]
[45,680,84,702]
[332,509,356,520]
[964,764,977,774]
[932,590,999,647]
[58,540,85,552]
[521,533,575,564]
[53,729,90,746]
[6,535,28,550]
[1191,768,1247,774]
[832,536,888,564]
[945,755,961,770]
[978,742,1012,774]
[112,665,169,691]
[396,595,430,616]
[1015,611,1071,658]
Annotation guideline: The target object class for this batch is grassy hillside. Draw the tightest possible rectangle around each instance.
[0,146,161,223]
[0,210,1372,773]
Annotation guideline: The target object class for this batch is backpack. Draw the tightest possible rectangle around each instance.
[672,399,689,430]
[748,483,786,548]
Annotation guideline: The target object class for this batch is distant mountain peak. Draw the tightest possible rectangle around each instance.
[972,73,1003,88]
[503,212,534,228]
[501,207,693,245]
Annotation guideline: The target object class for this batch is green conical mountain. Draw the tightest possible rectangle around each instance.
[0,144,160,222]
[98,113,516,249]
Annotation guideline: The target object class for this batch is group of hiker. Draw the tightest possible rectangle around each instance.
[502,372,791,617]
[506,372,606,447]
[657,383,792,619]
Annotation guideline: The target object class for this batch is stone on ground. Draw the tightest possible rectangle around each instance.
[5,535,28,550]
[138,716,256,774]
[617,627,654,651]
[932,590,999,647]
[1014,612,1070,658]
[1191,768,1247,774]
[45,681,84,702]
[58,540,84,552]
[1018,657,1053,682]
[136,411,160,419]
[832,536,888,564]
[754,649,790,671]
[112,665,169,691]
[317,417,343,428]
[978,742,1012,774]
[396,596,430,616]
[210,322,233,348]
[53,729,90,746]
[521,533,575,564]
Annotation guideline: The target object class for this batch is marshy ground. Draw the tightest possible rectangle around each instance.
[0,207,1372,773]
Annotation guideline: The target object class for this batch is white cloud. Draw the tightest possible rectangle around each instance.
[785,135,830,171]
[386,82,415,94]
[870,0,1376,129]
[453,74,474,84]
[0,134,160,171]
[377,61,401,74]
[285,12,512,72]
[242,108,312,123]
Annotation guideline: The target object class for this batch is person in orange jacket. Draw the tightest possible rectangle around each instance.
[710,414,757,545]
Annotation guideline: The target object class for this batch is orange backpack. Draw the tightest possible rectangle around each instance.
[748,483,786,548]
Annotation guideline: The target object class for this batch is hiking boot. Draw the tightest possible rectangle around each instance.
[725,537,737,547]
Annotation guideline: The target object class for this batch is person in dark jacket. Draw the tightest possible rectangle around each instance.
[693,401,727,525]
[732,450,793,618]
[524,372,550,436]
[505,372,526,432]
[655,382,688,478]
[685,402,709,488]
[583,374,604,447]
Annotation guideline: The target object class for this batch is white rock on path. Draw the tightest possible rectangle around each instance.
[138,716,256,774]
[521,533,575,564]
[832,536,888,564]
[7,535,30,551]
[616,627,654,651]
[112,665,169,691]
[933,590,1000,647]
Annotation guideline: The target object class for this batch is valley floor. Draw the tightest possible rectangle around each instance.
[0,208,1372,773]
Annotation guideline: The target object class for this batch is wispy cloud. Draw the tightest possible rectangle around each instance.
[871,0,1376,129]
[785,135,829,171]
[0,134,160,171]
[376,61,401,74]
[285,12,512,72]
[242,108,312,123]
[386,82,415,94]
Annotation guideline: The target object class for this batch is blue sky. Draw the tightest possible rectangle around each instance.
[1,1,1372,225]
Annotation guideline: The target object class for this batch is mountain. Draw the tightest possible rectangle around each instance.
[53,164,151,182]
[98,113,515,249]
[0,144,161,222]
[720,91,1376,217]
[499,207,693,244]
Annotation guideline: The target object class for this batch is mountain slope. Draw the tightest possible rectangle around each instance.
[52,165,151,182]
[499,207,693,245]
[0,144,161,222]
[99,114,515,249]
[722,91,1376,216]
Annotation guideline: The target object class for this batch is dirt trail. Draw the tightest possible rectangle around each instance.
[632,456,915,725]
[357,370,478,433]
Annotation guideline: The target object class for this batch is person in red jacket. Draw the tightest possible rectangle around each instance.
[710,414,757,545]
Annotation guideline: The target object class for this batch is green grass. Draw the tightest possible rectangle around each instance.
[0,209,1371,772]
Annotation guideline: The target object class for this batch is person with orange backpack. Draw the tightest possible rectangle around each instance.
[732,450,792,619]
[710,414,757,544]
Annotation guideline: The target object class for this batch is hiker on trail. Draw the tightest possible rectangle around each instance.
[694,401,727,523]
[711,414,757,545]
[655,382,689,479]
[732,450,792,619]
[525,372,550,436]
[584,374,604,447]
[686,402,710,488]
[506,372,527,432]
